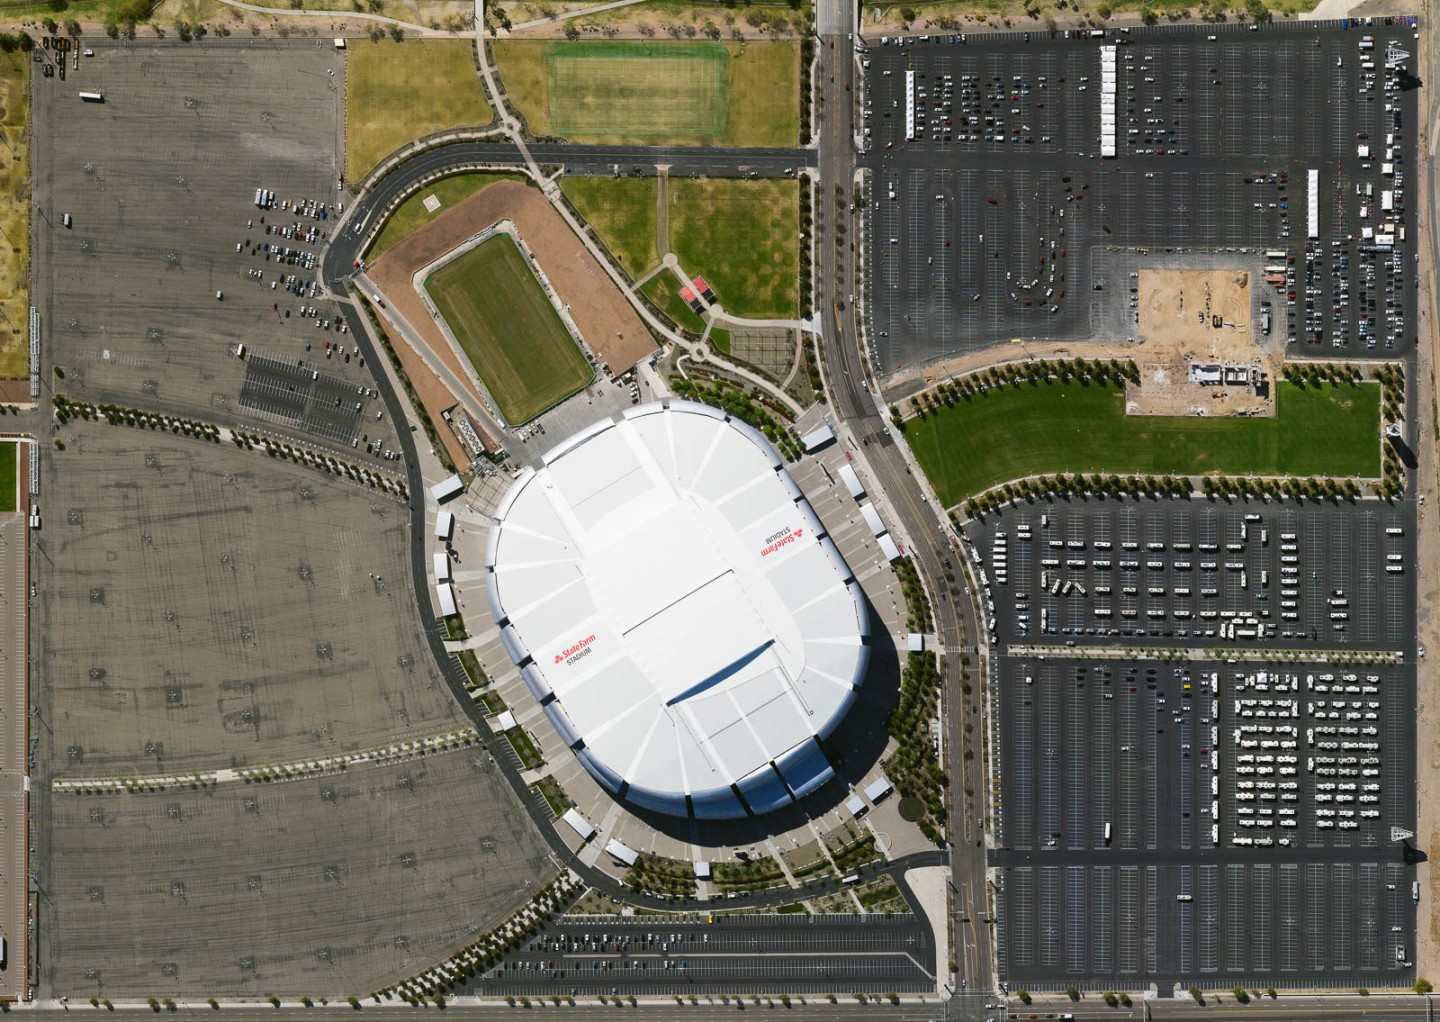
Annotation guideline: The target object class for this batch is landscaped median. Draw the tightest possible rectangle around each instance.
[903,372,1382,511]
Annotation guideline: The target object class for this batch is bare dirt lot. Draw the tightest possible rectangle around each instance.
[1129,267,1277,418]
[368,180,657,391]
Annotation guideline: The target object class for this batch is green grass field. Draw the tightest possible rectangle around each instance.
[667,178,798,319]
[424,235,592,424]
[367,172,527,260]
[346,41,492,182]
[0,442,17,513]
[493,40,798,146]
[907,380,1381,508]
[560,177,660,275]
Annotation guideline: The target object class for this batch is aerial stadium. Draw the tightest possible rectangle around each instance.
[484,400,871,819]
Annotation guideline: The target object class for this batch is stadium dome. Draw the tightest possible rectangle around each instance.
[484,400,871,819]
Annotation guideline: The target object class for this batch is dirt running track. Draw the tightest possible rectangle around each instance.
[369,181,657,403]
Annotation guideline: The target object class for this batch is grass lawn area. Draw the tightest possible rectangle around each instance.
[708,326,731,354]
[0,442,16,513]
[345,40,492,182]
[425,234,592,424]
[561,177,659,276]
[0,51,27,380]
[667,178,798,319]
[641,273,706,333]
[367,172,527,260]
[493,40,797,146]
[908,380,1381,508]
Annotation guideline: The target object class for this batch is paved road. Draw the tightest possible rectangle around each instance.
[813,26,994,1001]
[44,993,1434,1020]
[330,142,813,266]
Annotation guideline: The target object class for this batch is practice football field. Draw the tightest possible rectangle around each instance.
[424,235,592,424]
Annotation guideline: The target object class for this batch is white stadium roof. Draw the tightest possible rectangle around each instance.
[485,400,870,819]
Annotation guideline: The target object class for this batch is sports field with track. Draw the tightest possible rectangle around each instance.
[424,235,592,424]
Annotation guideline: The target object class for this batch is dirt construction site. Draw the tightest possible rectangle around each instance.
[1127,267,1279,418]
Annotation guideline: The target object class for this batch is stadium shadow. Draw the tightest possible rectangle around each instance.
[620,592,901,850]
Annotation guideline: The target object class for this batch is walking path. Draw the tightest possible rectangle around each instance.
[213,0,651,35]
[656,165,670,258]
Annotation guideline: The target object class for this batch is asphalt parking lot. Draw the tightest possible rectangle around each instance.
[44,732,553,998]
[969,499,1416,988]
[862,20,1421,370]
[472,914,934,997]
[29,41,397,461]
[970,499,1417,653]
[30,426,558,995]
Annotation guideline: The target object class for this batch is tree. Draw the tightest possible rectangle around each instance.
[1017,991,1032,1005]
[1189,986,1204,1005]
[1415,980,1432,995]
[1065,986,1080,1002]
[899,6,917,21]
[1233,987,1250,1004]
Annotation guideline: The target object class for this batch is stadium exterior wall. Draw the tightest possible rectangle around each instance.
[484,400,871,819]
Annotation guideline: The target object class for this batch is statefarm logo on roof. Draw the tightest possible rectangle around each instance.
[760,526,804,558]
[555,634,597,666]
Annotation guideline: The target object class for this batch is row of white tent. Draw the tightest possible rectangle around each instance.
[431,475,463,616]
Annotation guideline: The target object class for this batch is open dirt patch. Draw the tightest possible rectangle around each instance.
[1128,267,1278,418]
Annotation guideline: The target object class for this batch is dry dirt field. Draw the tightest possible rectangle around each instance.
[1129,267,1278,418]
[368,181,656,406]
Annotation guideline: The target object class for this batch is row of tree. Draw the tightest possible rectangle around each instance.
[901,357,1140,424]
[963,473,1192,520]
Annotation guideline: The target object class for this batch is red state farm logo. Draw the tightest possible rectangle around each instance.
[555,634,597,666]
[760,526,804,558]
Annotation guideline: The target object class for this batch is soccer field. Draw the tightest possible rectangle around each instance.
[906,380,1381,508]
[551,43,729,137]
[493,40,798,146]
[424,235,592,425]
